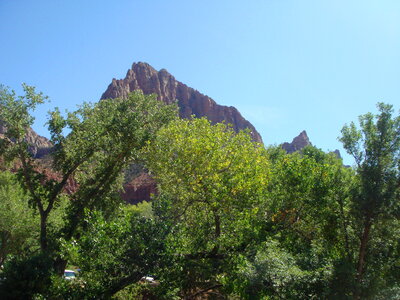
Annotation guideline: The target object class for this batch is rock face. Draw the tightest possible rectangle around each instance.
[0,121,53,158]
[121,173,156,204]
[281,131,343,160]
[25,128,53,158]
[101,62,264,203]
[101,62,263,143]
[281,130,311,153]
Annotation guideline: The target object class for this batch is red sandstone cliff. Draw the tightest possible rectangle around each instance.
[101,62,265,203]
[101,62,263,143]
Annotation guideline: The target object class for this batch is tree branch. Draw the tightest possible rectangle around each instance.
[184,284,223,300]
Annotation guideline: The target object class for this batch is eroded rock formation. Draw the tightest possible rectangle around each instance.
[0,121,53,158]
[101,62,263,143]
[281,130,311,153]
[101,62,267,202]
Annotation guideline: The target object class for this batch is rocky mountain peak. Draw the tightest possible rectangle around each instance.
[101,62,263,143]
[281,130,311,153]
[333,149,342,159]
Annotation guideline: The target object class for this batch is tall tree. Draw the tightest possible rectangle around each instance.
[145,118,269,254]
[339,103,400,299]
[261,146,356,299]
[144,118,270,297]
[0,84,177,277]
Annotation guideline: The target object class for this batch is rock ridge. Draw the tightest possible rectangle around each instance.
[281,130,342,159]
[281,130,311,153]
[0,120,53,158]
[101,62,263,143]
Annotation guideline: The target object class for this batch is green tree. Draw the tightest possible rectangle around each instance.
[262,146,355,299]
[54,204,172,299]
[339,103,400,299]
[232,239,305,299]
[0,171,38,266]
[0,84,177,297]
[144,118,270,297]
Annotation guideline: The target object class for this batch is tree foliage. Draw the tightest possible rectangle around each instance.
[0,85,177,297]
[145,118,269,252]
[0,171,38,266]
[339,102,400,299]
[59,205,172,299]
[144,118,270,297]
[1,83,398,299]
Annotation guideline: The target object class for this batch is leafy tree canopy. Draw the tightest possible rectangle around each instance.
[0,84,178,297]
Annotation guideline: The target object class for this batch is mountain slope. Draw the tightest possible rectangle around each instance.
[101,62,263,143]
[0,121,52,158]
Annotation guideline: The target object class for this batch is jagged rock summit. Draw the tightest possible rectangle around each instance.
[101,62,263,143]
[281,130,311,153]
[281,130,343,159]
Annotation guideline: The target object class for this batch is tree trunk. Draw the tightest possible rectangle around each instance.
[54,256,68,276]
[337,195,351,260]
[210,211,221,255]
[353,218,372,300]
[184,284,223,300]
[99,273,142,299]
[40,211,49,251]
[0,231,10,266]
[214,213,221,238]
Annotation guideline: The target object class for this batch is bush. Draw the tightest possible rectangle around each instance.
[0,253,54,299]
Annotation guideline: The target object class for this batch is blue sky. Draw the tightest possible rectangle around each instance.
[1,0,399,165]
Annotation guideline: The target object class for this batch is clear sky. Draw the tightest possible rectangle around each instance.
[1,0,399,165]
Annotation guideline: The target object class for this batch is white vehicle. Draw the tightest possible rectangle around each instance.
[64,269,76,280]
[140,275,155,282]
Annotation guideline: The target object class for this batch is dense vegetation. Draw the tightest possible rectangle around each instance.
[0,85,399,299]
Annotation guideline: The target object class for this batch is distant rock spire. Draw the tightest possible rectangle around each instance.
[281,130,311,153]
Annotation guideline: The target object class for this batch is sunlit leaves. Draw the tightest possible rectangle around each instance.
[145,118,270,253]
